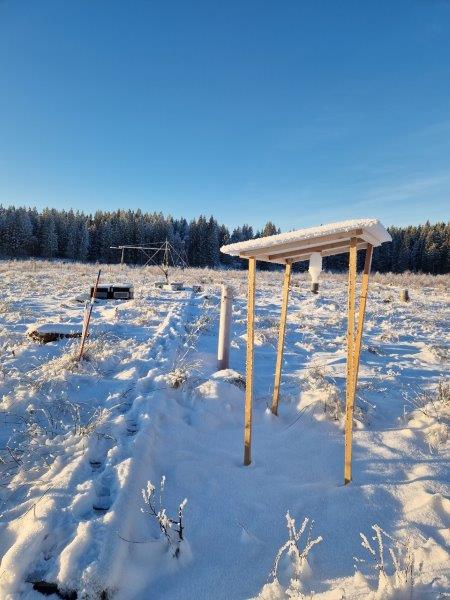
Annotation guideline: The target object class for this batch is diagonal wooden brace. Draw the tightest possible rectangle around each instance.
[344,242,373,484]
[271,261,292,415]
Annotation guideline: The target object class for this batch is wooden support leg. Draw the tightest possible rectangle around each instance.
[344,238,357,484]
[344,243,373,484]
[271,261,292,415]
[244,257,256,466]
[351,244,373,395]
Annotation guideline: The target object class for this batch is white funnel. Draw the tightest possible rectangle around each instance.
[308,252,322,293]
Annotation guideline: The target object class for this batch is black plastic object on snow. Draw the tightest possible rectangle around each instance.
[90,284,134,300]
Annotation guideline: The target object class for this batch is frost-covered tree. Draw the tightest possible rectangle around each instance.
[76,219,90,261]
[64,211,77,259]
[39,209,58,259]
[3,207,33,257]
[206,216,220,267]
[261,221,280,237]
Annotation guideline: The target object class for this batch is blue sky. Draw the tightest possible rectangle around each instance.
[0,0,449,231]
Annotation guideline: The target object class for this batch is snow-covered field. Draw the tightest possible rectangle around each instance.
[0,260,448,599]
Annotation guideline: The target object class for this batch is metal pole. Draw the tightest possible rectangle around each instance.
[78,269,101,361]
[164,240,169,283]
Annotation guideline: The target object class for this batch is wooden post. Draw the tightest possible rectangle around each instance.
[217,285,233,370]
[121,247,125,264]
[344,243,373,484]
[244,257,256,466]
[400,289,410,302]
[271,261,292,415]
[344,239,357,484]
[351,244,373,397]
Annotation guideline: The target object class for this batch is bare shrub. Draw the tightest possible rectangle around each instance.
[165,302,215,389]
[404,379,449,453]
[166,366,191,389]
[425,345,449,363]
[303,363,343,421]
[255,316,279,346]
[378,319,400,343]
[256,512,322,599]
[142,476,187,558]
[0,390,114,495]
[355,524,419,598]
[254,330,275,346]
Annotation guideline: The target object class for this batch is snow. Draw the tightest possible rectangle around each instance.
[26,323,83,335]
[220,218,392,256]
[93,283,134,288]
[0,260,448,599]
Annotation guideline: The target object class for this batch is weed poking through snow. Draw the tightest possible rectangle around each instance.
[255,512,322,599]
[355,524,420,598]
[302,363,343,421]
[165,303,215,389]
[404,379,450,453]
[142,476,187,558]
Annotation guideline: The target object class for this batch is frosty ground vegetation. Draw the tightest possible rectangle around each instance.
[404,379,450,454]
[356,525,419,599]
[255,513,322,600]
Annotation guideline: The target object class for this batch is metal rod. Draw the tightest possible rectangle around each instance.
[78,269,101,361]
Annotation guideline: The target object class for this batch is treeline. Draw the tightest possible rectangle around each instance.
[0,205,448,273]
[324,222,449,274]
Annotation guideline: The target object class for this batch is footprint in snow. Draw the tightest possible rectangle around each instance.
[93,473,113,513]
[126,419,139,436]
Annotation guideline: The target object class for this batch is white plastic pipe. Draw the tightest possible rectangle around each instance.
[217,285,233,370]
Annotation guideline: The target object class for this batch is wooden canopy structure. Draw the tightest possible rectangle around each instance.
[220,218,391,484]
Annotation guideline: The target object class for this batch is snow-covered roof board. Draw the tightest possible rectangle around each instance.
[220,218,391,264]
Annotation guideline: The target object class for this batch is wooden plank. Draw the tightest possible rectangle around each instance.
[271,261,292,415]
[344,239,357,484]
[360,230,380,247]
[238,229,363,258]
[351,244,373,393]
[276,242,367,263]
[343,244,374,482]
[244,257,256,466]
[344,244,373,485]
[268,242,368,265]
[321,242,368,258]
[268,238,365,261]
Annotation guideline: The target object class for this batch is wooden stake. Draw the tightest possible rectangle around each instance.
[217,285,233,370]
[244,257,256,466]
[78,269,101,361]
[344,239,357,484]
[271,261,292,415]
